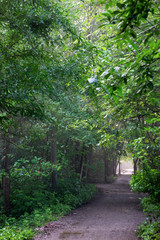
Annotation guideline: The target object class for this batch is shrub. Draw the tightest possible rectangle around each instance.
[140,197,160,221]
[10,190,59,217]
[130,168,160,202]
[136,221,160,240]
[128,125,160,239]
[0,177,96,240]
[131,170,160,240]
[56,178,97,209]
[0,227,34,240]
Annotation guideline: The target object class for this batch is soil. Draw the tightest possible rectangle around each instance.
[34,175,145,240]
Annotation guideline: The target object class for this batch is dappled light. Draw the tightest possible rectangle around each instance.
[0,0,159,239]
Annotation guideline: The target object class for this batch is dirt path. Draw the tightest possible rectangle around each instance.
[35,175,145,240]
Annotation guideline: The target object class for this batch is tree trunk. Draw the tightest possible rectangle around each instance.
[79,145,85,179]
[118,157,121,175]
[51,128,57,190]
[133,158,138,175]
[104,150,109,182]
[104,149,116,182]
[74,142,81,173]
[80,160,84,180]
[85,145,93,181]
[4,137,10,216]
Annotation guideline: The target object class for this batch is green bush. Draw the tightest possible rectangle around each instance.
[0,177,96,240]
[136,221,160,240]
[56,177,82,196]
[56,178,97,209]
[131,170,160,240]
[140,197,160,221]
[0,227,34,240]
[1,155,96,240]
[0,204,72,240]
[130,168,160,202]
[9,157,57,217]
[8,158,96,218]
[10,189,59,217]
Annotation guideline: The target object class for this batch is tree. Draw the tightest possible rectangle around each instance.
[96,0,160,164]
[0,0,85,215]
[89,1,160,237]
[0,0,79,121]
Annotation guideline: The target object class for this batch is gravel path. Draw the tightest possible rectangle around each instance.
[35,175,145,240]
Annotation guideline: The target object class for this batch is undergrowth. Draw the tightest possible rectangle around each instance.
[136,197,160,240]
[0,180,96,240]
[131,170,160,240]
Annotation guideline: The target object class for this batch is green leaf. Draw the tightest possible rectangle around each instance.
[147,81,154,90]
[144,33,153,45]
[117,3,125,9]
[102,12,111,21]
[129,30,137,39]
[98,23,107,29]
[126,37,139,53]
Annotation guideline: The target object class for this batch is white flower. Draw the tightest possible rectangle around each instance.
[88,76,97,83]
[100,70,109,77]
[114,66,120,72]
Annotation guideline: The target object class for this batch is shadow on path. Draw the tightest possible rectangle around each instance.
[35,175,144,240]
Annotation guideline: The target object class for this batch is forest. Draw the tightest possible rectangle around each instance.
[0,0,160,239]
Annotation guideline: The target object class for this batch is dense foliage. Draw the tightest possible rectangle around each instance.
[0,0,159,239]
[0,178,96,239]
[96,0,160,239]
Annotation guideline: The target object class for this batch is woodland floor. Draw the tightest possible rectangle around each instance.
[34,175,145,240]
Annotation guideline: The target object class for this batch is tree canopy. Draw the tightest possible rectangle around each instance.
[0,0,160,239]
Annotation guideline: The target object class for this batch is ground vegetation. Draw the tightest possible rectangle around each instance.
[0,0,159,239]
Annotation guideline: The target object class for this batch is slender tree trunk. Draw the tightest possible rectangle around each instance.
[104,149,109,183]
[80,160,84,180]
[79,145,85,180]
[51,128,57,190]
[133,158,138,175]
[4,137,10,216]
[118,157,121,175]
[113,157,116,176]
[74,142,80,173]
[46,134,49,161]
[86,145,93,181]
[104,149,116,182]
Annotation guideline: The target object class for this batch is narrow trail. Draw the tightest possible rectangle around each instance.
[35,175,145,240]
